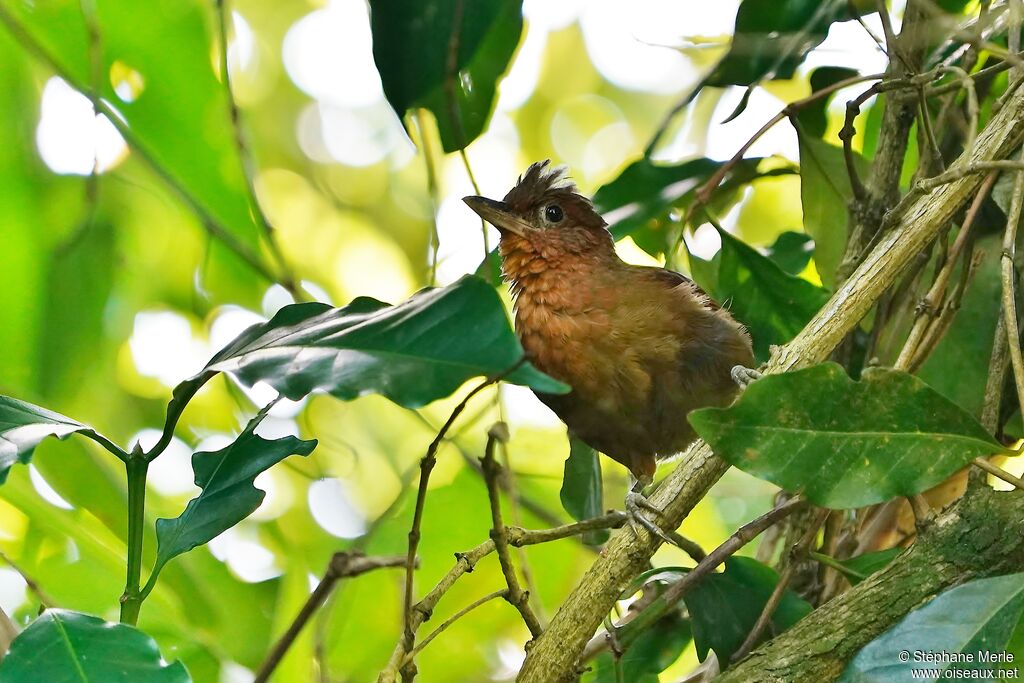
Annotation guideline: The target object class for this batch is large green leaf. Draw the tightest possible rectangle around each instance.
[840,573,1024,682]
[592,157,766,257]
[704,0,855,88]
[0,609,190,682]
[0,0,264,256]
[369,0,523,152]
[689,363,1011,508]
[205,275,568,407]
[683,557,811,664]
[765,231,815,276]
[559,436,607,546]
[153,419,316,577]
[798,135,871,287]
[690,226,829,362]
[0,395,119,482]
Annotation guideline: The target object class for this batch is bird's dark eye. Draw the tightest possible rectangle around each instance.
[545,205,564,223]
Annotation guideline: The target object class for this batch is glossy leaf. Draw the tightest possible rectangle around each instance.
[840,573,1024,682]
[593,157,766,257]
[690,226,829,362]
[0,609,190,682]
[799,135,871,287]
[704,0,855,89]
[560,436,607,546]
[765,231,815,276]
[591,612,691,683]
[796,67,860,139]
[369,0,523,152]
[684,557,812,664]
[1,0,263,253]
[0,396,118,482]
[154,421,316,575]
[205,275,568,407]
[689,363,1012,508]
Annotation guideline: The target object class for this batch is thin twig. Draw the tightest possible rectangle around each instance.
[481,423,543,637]
[973,457,1024,490]
[579,498,807,664]
[895,172,996,369]
[379,512,627,682]
[415,110,442,286]
[255,552,409,683]
[400,361,525,676]
[0,549,55,608]
[731,509,828,664]
[1000,148,1024,420]
[401,590,508,665]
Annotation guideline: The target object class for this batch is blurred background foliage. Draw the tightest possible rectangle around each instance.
[0,0,986,680]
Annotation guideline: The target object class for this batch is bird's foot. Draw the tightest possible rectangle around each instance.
[625,490,674,544]
[731,365,762,390]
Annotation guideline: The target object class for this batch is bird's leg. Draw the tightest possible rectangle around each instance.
[624,474,675,544]
[730,365,762,389]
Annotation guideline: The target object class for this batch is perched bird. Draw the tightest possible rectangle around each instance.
[464,161,755,538]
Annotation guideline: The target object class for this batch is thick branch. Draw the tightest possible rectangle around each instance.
[516,75,1024,683]
[716,487,1024,682]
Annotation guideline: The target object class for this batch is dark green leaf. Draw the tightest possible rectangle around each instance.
[369,0,523,152]
[765,231,815,276]
[690,226,829,362]
[684,557,811,664]
[840,573,1024,682]
[0,609,190,682]
[560,436,608,546]
[798,135,871,287]
[591,612,691,683]
[689,363,1011,508]
[0,396,118,482]
[796,67,860,139]
[2,0,264,252]
[206,275,568,407]
[704,0,855,88]
[592,157,765,257]
[154,420,316,575]
[822,548,901,585]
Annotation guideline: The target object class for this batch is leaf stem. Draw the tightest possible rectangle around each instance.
[119,454,149,625]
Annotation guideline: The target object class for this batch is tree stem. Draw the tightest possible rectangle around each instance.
[119,455,149,625]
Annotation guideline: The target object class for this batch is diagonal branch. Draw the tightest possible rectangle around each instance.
[516,71,1024,683]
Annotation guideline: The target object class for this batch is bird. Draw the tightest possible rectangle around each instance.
[463,160,755,540]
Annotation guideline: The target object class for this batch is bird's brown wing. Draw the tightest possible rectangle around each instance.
[637,266,722,312]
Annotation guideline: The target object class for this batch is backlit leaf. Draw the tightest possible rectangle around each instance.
[689,363,1012,508]
[560,436,607,546]
[0,609,190,682]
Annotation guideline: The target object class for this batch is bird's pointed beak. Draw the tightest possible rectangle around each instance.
[462,195,534,238]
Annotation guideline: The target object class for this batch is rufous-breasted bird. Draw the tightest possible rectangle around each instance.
[464,160,755,539]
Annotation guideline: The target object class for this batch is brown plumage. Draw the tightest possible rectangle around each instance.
[464,160,754,486]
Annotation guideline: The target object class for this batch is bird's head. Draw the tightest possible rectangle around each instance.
[463,160,614,261]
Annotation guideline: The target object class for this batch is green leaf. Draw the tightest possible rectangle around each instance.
[684,557,811,664]
[590,612,691,683]
[0,609,190,682]
[795,67,860,139]
[592,157,765,257]
[689,363,1011,508]
[840,573,1024,682]
[765,231,815,276]
[690,226,829,363]
[0,396,119,482]
[369,0,523,152]
[1,0,264,254]
[560,436,607,546]
[822,548,901,585]
[798,135,871,287]
[704,0,855,88]
[153,420,316,576]
[206,275,568,407]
